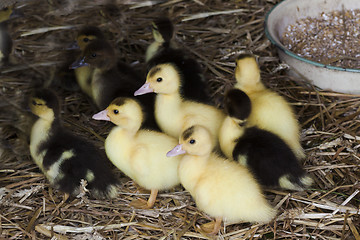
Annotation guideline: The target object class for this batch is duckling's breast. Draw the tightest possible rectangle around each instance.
[75,66,93,97]
[30,119,53,170]
[219,117,243,159]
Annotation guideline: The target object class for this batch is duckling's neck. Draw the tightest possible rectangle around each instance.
[30,116,59,167]
[234,80,266,95]
[219,116,245,159]
[105,126,136,161]
[178,154,209,189]
[146,41,162,62]
[155,91,183,137]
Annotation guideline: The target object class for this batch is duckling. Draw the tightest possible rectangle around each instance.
[70,38,159,130]
[54,26,105,92]
[167,125,276,234]
[92,97,181,208]
[145,18,211,104]
[234,54,305,160]
[221,89,313,190]
[0,5,21,65]
[29,89,118,198]
[72,26,105,97]
[134,63,225,146]
[145,17,175,62]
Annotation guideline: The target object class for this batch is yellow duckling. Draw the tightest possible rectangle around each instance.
[29,89,118,199]
[92,97,181,209]
[220,89,313,190]
[234,54,305,160]
[145,17,176,62]
[0,4,21,65]
[167,125,276,234]
[134,63,225,147]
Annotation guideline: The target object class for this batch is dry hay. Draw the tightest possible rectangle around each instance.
[0,0,359,239]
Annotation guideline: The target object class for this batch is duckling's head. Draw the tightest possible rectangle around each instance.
[29,89,60,121]
[70,39,115,70]
[234,54,262,90]
[75,26,105,51]
[134,63,180,96]
[152,17,174,43]
[167,125,213,157]
[224,89,251,125]
[0,5,19,23]
[93,97,143,131]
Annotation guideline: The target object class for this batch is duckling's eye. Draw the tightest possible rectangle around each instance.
[156,77,162,82]
[32,100,37,105]
[91,53,97,58]
[189,139,196,144]
[113,109,119,114]
[83,38,89,42]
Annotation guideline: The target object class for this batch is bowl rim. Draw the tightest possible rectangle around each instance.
[264,0,360,73]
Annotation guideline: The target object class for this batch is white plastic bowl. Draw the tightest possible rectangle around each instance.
[265,0,360,94]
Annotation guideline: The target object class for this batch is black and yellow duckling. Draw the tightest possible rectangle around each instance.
[234,54,305,160]
[70,39,159,130]
[167,125,276,235]
[145,18,211,104]
[29,89,118,198]
[145,17,176,62]
[0,4,21,65]
[221,89,313,191]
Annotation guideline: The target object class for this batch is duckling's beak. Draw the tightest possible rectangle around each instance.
[167,144,186,157]
[66,41,80,50]
[69,57,89,69]
[134,83,154,96]
[92,109,110,121]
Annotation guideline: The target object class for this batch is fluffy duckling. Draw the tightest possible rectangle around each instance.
[221,89,313,190]
[55,26,105,92]
[70,39,158,130]
[145,17,175,62]
[29,89,118,198]
[92,97,181,208]
[134,63,225,146]
[234,54,305,160]
[167,125,276,234]
[72,26,105,97]
[0,5,21,65]
[145,18,211,104]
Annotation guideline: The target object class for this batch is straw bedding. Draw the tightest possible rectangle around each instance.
[0,0,359,239]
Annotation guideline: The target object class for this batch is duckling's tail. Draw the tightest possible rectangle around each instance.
[279,173,313,191]
[88,170,119,199]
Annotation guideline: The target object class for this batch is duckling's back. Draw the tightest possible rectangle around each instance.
[179,153,276,223]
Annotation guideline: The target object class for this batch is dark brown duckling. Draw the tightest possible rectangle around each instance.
[70,39,159,130]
